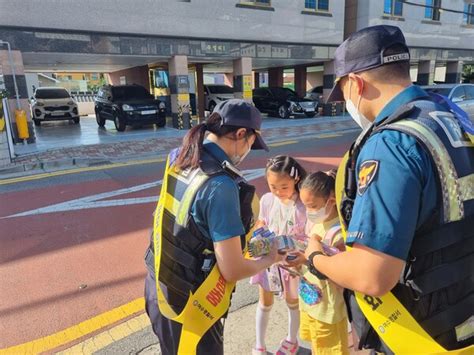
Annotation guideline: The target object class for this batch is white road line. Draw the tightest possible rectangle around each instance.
[3,168,266,218]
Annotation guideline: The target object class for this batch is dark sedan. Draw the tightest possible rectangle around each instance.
[94,84,166,131]
[253,87,318,119]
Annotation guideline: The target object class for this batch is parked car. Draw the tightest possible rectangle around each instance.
[30,87,79,126]
[422,83,474,120]
[253,87,318,119]
[306,85,323,101]
[94,84,166,131]
[204,84,235,112]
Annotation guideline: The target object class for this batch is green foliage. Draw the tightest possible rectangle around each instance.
[462,64,474,83]
[0,89,9,99]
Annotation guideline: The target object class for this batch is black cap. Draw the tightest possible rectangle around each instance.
[213,99,269,151]
[327,25,410,103]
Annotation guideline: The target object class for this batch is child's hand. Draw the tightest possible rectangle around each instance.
[267,238,287,264]
[283,251,306,268]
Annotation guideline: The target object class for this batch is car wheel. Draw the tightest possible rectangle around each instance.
[305,113,316,118]
[33,119,41,126]
[208,102,216,113]
[114,112,126,132]
[278,105,290,119]
[73,117,80,124]
[155,116,166,128]
[95,109,106,127]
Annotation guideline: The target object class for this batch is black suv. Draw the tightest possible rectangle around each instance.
[253,87,318,119]
[94,84,166,131]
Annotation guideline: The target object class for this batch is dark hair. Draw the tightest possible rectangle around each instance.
[174,112,254,170]
[265,155,307,190]
[366,44,410,81]
[299,169,337,199]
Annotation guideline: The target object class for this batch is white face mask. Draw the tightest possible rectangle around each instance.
[231,138,251,166]
[306,201,330,224]
[346,81,372,130]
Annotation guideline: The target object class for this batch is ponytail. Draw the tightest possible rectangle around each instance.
[174,123,208,170]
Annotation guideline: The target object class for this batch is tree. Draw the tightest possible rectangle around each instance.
[462,64,474,83]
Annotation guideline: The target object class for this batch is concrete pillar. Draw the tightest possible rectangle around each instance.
[0,49,35,143]
[323,60,335,102]
[233,57,253,103]
[445,61,463,84]
[195,64,205,121]
[254,72,260,89]
[108,65,150,89]
[168,55,191,129]
[417,60,436,85]
[295,66,307,97]
[268,67,284,87]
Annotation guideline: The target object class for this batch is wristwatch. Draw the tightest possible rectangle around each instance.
[307,251,328,280]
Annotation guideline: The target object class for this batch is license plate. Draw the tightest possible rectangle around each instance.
[51,112,65,116]
[304,109,315,113]
[141,110,156,115]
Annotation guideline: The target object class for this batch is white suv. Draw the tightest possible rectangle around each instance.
[31,87,79,126]
[204,84,235,112]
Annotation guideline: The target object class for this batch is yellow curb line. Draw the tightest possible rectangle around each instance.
[0,158,166,186]
[56,313,150,355]
[0,298,145,355]
[268,140,298,147]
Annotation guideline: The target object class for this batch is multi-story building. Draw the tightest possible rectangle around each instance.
[346,0,474,83]
[0,0,472,137]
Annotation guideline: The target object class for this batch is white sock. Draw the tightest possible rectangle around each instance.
[286,302,300,344]
[255,302,272,349]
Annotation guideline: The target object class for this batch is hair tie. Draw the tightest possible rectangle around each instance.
[290,166,295,178]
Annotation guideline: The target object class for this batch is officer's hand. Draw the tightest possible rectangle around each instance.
[305,235,323,259]
[282,251,306,268]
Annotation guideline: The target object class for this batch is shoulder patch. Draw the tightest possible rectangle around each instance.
[358,160,379,195]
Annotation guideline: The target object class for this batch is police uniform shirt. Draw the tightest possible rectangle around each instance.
[346,85,438,260]
[190,141,246,242]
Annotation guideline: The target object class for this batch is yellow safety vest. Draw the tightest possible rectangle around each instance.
[152,156,259,354]
[335,117,474,354]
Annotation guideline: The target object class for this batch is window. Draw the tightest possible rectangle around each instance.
[464,3,474,25]
[305,0,329,11]
[464,85,474,100]
[241,0,270,5]
[384,0,403,16]
[451,86,466,103]
[35,88,70,99]
[425,0,441,21]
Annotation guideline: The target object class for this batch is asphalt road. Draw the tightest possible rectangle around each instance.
[0,129,359,353]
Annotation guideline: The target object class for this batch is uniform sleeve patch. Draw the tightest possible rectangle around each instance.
[358,160,379,195]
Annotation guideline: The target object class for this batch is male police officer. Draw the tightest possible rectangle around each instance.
[304,25,473,353]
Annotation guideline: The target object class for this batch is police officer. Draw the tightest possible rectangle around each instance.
[304,26,473,353]
[144,99,285,355]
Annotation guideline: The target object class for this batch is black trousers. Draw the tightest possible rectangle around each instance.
[144,273,224,355]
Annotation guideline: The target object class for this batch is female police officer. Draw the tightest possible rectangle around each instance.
[144,99,285,355]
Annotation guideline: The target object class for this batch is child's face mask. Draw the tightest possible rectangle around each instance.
[306,200,331,224]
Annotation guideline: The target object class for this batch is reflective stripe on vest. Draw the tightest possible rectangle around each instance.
[153,156,258,354]
[336,149,474,353]
[388,119,474,223]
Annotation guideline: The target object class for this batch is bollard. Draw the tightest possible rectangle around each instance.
[15,109,29,140]
[0,101,5,132]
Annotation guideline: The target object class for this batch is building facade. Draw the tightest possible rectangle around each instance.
[0,0,473,136]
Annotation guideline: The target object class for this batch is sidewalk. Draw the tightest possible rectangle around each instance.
[56,279,365,355]
[1,115,358,177]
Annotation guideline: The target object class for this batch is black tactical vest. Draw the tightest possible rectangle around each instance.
[342,99,474,352]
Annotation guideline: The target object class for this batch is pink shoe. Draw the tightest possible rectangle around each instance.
[276,339,298,355]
